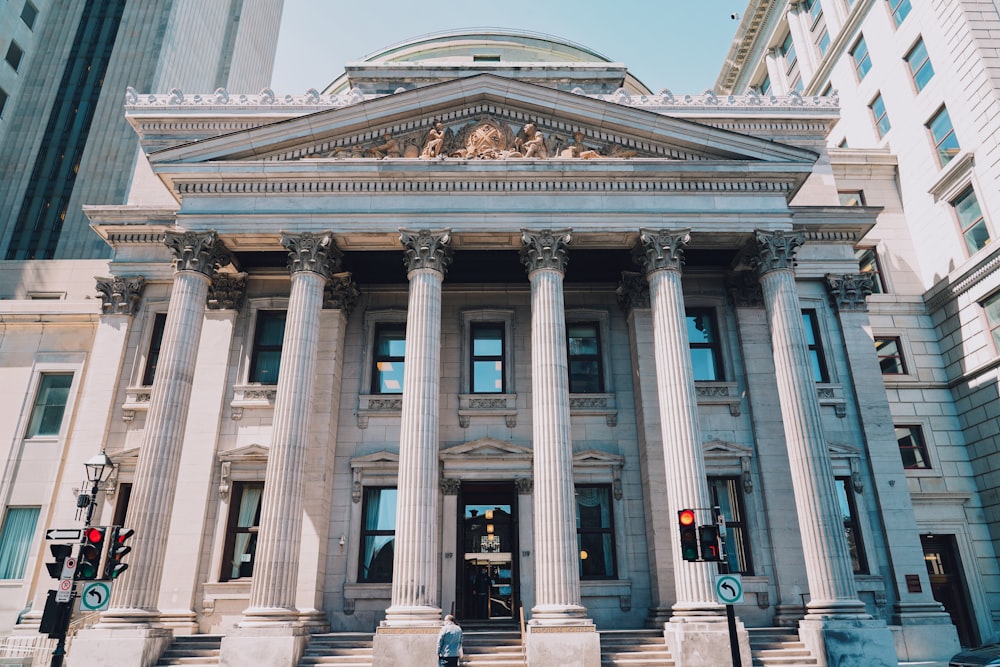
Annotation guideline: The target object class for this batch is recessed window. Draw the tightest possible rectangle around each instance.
[869,92,891,139]
[927,107,959,168]
[839,190,866,207]
[896,425,930,469]
[855,247,885,293]
[687,308,724,381]
[21,1,38,30]
[567,322,603,393]
[576,485,616,579]
[806,0,823,23]
[358,487,396,583]
[141,313,167,386]
[905,38,934,92]
[470,322,505,393]
[0,507,40,579]
[983,292,1000,352]
[850,37,871,80]
[758,74,771,96]
[888,0,911,27]
[248,311,285,385]
[220,482,263,582]
[372,324,405,394]
[835,478,868,573]
[951,187,991,255]
[472,54,501,62]
[0,87,8,117]
[781,32,798,73]
[708,477,753,575]
[817,28,831,56]
[802,310,829,382]
[26,373,73,437]
[5,41,24,72]
[875,336,907,374]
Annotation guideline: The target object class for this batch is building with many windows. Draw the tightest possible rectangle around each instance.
[0,25,992,667]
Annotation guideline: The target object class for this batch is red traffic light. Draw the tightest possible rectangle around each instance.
[77,526,106,581]
[85,527,104,543]
[678,509,696,526]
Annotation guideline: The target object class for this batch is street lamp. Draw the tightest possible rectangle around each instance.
[82,450,114,526]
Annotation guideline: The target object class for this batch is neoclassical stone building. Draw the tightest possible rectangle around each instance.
[0,30,981,667]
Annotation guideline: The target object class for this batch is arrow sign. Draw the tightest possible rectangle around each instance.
[46,528,81,541]
[715,574,744,605]
[80,581,112,611]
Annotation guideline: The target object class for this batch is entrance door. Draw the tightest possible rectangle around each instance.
[458,483,518,621]
[922,534,978,647]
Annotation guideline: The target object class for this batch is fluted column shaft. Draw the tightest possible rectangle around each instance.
[106,232,227,620]
[637,229,719,617]
[386,229,451,624]
[521,229,585,622]
[754,231,865,618]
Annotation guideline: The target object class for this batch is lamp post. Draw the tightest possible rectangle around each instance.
[82,450,113,527]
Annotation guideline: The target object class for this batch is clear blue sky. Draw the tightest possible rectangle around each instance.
[271,0,747,94]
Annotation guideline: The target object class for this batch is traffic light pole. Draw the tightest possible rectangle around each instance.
[48,590,74,667]
[716,511,742,667]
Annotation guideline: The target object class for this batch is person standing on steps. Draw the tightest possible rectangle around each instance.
[437,614,463,667]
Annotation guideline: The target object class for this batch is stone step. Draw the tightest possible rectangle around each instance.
[748,628,819,667]
[599,630,674,667]
[154,635,222,667]
[298,633,375,667]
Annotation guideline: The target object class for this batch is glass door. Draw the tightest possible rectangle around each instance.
[459,483,517,620]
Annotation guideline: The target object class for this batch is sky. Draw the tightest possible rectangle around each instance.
[270,0,748,95]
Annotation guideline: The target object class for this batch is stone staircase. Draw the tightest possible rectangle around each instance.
[600,629,674,667]
[460,621,525,667]
[748,628,819,667]
[154,634,222,666]
[298,632,374,666]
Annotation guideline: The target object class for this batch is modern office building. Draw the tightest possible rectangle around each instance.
[0,23,991,667]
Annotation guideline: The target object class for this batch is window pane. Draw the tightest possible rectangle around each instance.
[855,247,885,293]
[851,38,871,79]
[0,507,40,579]
[473,361,503,393]
[21,2,38,29]
[567,322,603,393]
[953,188,991,255]
[889,0,911,26]
[896,425,930,469]
[471,324,504,393]
[802,311,828,382]
[5,42,24,72]
[871,93,891,138]
[985,293,1000,351]
[373,325,406,394]
[249,311,286,385]
[222,482,262,581]
[835,478,867,573]
[27,373,73,437]
[359,488,397,583]
[875,337,907,374]
[709,477,753,574]
[576,486,615,579]
[141,313,167,386]
[687,309,723,381]
[839,191,865,207]
[906,39,934,91]
[928,108,958,167]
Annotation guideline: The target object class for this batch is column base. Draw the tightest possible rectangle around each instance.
[530,603,589,624]
[804,598,870,620]
[238,606,303,627]
[664,615,752,667]
[525,620,600,667]
[891,602,961,662]
[798,617,896,667]
[66,626,173,667]
[94,607,161,628]
[372,625,440,667]
[219,625,311,667]
[645,606,674,627]
[382,604,442,626]
[773,603,807,627]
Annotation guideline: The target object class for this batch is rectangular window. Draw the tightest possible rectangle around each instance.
[855,247,885,293]
[359,487,396,583]
[220,482,263,582]
[802,310,829,382]
[249,311,286,385]
[470,322,505,393]
[576,485,616,579]
[839,190,866,207]
[372,323,406,394]
[687,308,724,381]
[0,87,8,117]
[952,187,991,255]
[905,38,934,92]
[26,373,73,437]
[896,425,930,469]
[817,28,831,56]
[781,32,797,73]
[984,292,1000,352]
[708,477,753,575]
[21,1,38,29]
[875,336,907,374]
[141,313,167,386]
[835,478,868,573]
[927,107,959,168]
[870,93,891,138]
[758,74,771,96]
[888,0,911,26]
[0,507,40,579]
[5,42,24,72]
[806,0,823,23]
[567,322,603,393]
[851,37,871,80]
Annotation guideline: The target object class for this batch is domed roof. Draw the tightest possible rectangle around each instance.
[323,28,651,96]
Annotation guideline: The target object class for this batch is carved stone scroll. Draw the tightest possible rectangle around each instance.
[634,228,690,275]
[520,228,572,274]
[281,231,340,279]
[826,273,873,313]
[95,275,145,315]
[164,230,231,276]
[751,229,804,277]
[400,228,453,275]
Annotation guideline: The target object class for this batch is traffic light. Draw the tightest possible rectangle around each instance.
[76,526,106,581]
[104,527,134,580]
[678,509,699,562]
[46,544,73,579]
[699,524,722,562]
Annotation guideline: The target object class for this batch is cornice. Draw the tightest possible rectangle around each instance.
[716,0,782,94]
[925,248,1000,312]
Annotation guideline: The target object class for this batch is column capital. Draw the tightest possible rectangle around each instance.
[207,273,247,311]
[616,271,650,313]
[95,275,145,315]
[826,273,873,313]
[164,230,231,276]
[634,228,690,275]
[400,228,453,275]
[515,478,533,495]
[281,231,341,279]
[520,228,572,274]
[726,271,763,308]
[323,272,361,315]
[751,229,803,277]
[440,478,461,495]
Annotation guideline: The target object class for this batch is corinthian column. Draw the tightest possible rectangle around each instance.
[241,232,338,625]
[753,230,866,618]
[520,228,587,622]
[104,231,230,623]
[384,228,452,625]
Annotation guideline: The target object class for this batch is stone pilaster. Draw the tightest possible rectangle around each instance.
[102,230,229,624]
[383,228,452,625]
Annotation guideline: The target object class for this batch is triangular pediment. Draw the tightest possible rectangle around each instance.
[703,440,754,459]
[110,447,141,467]
[350,450,400,468]
[440,438,533,461]
[827,442,862,458]
[217,443,269,463]
[147,74,817,167]
[573,449,625,467]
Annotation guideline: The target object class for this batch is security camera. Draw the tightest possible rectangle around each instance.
[731,12,740,20]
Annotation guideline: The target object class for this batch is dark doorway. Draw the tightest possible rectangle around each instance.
[458,483,518,621]
[922,534,978,647]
